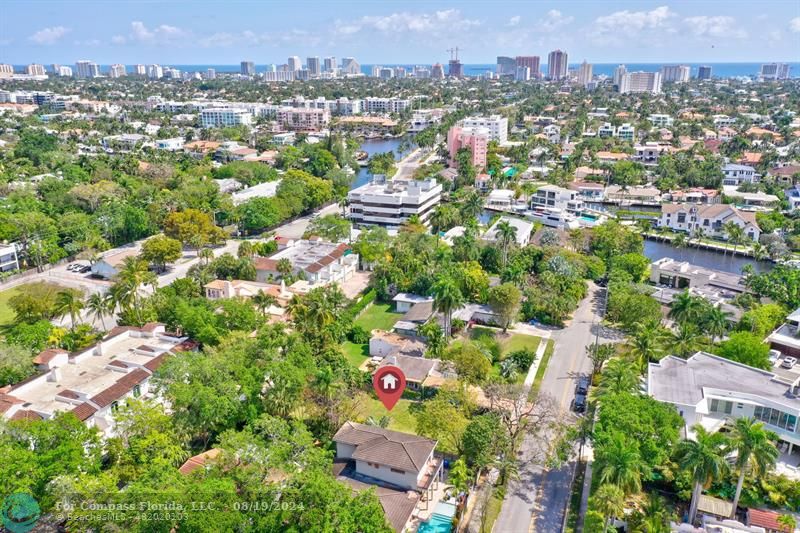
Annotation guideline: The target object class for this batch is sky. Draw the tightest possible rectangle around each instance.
[2,0,799,65]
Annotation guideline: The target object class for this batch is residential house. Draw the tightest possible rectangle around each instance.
[91,248,141,279]
[634,142,673,165]
[0,244,19,272]
[486,189,515,209]
[474,174,491,192]
[659,203,761,242]
[0,323,191,436]
[648,352,800,456]
[605,185,661,205]
[482,216,533,246]
[595,151,629,164]
[254,239,358,287]
[722,163,760,186]
[666,188,721,204]
[722,188,780,210]
[530,184,585,214]
[767,165,800,187]
[768,307,800,358]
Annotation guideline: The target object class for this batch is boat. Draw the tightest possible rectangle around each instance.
[524,207,580,229]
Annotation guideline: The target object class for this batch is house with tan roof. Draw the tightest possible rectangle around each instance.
[658,203,760,242]
[333,422,443,531]
[0,323,191,437]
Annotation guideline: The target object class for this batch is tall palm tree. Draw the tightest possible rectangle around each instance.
[198,247,214,265]
[751,242,768,262]
[668,290,706,325]
[670,323,703,358]
[598,358,640,396]
[672,231,688,249]
[675,425,730,524]
[112,257,157,326]
[723,221,745,257]
[461,191,484,219]
[702,306,732,344]
[591,484,625,530]
[54,290,85,331]
[237,241,254,259]
[252,290,278,317]
[627,320,668,373]
[594,432,649,495]
[495,220,518,267]
[86,292,112,331]
[726,417,779,518]
[276,258,293,279]
[432,278,464,338]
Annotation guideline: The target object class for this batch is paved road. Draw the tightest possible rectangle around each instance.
[495,282,610,533]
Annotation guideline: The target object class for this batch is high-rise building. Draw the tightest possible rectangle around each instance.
[75,60,100,78]
[133,64,146,76]
[26,64,46,76]
[288,56,302,71]
[547,50,568,80]
[147,64,163,79]
[516,56,540,79]
[619,71,662,94]
[57,65,72,77]
[447,126,488,169]
[240,61,255,76]
[393,66,407,79]
[448,59,463,78]
[697,65,712,80]
[108,64,126,78]
[323,57,336,72]
[431,63,445,79]
[370,65,382,78]
[760,63,791,80]
[306,57,321,77]
[0,64,13,78]
[496,56,516,77]
[379,67,394,80]
[613,65,627,88]
[515,66,530,81]
[50,64,60,74]
[660,65,690,83]
[206,68,216,80]
[413,66,430,78]
[341,57,360,75]
[577,60,593,87]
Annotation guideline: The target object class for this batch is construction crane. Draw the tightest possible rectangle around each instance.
[446,47,460,61]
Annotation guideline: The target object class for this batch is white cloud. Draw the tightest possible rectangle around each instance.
[507,16,521,27]
[590,6,675,44]
[334,9,481,37]
[111,35,127,45]
[198,28,319,48]
[73,39,101,47]
[29,26,70,45]
[536,10,574,32]
[790,17,800,32]
[129,21,187,44]
[684,15,747,39]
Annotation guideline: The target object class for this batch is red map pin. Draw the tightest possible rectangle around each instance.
[373,365,406,411]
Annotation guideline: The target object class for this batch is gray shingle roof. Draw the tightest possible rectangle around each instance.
[333,422,436,473]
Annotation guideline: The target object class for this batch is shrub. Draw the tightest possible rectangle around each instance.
[349,325,370,344]
[509,348,536,372]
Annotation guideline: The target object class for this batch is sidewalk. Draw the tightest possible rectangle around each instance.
[523,336,551,388]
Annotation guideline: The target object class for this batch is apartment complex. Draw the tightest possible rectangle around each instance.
[697,65,713,80]
[240,61,255,76]
[254,239,358,286]
[619,71,662,94]
[108,64,126,78]
[26,64,46,76]
[660,64,691,83]
[459,115,508,143]
[362,97,411,114]
[348,176,442,228]
[276,107,330,131]
[760,63,791,81]
[446,126,488,169]
[516,56,540,78]
[576,61,593,87]
[547,49,568,80]
[200,108,253,128]
[496,56,516,76]
[0,324,190,437]
[75,60,100,78]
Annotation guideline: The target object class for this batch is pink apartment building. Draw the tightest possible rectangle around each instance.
[447,126,488,169]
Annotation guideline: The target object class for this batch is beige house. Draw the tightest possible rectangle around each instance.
[659,203,761,242]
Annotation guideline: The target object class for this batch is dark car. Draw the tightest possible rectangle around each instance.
[575,376,591,396]
[572,392,587,413]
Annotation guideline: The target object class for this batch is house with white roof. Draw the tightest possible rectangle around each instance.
[659,204,761,242]
[482,216,533,246]
[722,163,760,186]
[530,184,584,214]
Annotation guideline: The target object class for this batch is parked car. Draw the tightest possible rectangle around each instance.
[781,357,797,369]
[575,376,591,395]
[79,265,91,273]
[572,392,587,413]
[769,349,782,365]
[66,263,79,271]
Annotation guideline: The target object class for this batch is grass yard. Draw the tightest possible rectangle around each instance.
[357,394,417,434]
[354,302,403,332]
[343,341,369,368]
[529,339,555,401]
[0,286,22,327]
[471,327,541,382]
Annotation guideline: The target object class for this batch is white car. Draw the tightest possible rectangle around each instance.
[781,357,797,369]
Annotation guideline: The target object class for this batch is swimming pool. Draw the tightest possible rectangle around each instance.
[417,502,457,533]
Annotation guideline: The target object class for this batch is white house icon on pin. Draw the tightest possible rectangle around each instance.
[381,373,398,390]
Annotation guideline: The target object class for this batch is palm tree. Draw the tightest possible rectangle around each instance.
[751,242,768,262]
[198,247,214,265]
[276,258,293,279]
[461,191,484,219]
[54,290,85,331]
[778,514,797,533]
[495,219,518,267]
[492,452,520,485]
[670,323,703,358]
[252,290,278,317]
[668,291,706,325]
[237,241,254,259]
[723,221,745,256]
[598,358,640,396]
[726,417,779,518]
[590,484,625,530]
[639,493,673,533]
[675,424,730,524]
[432,278,464,338]
[702,306,732,344]
[86,292,112,330]
[594,432,649,495]
[627,320,667,373]
[672,231,688,249]
[112,257,157,326]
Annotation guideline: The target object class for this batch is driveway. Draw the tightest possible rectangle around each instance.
[494,282,612,533]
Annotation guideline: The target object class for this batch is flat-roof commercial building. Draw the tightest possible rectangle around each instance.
[200,108,253,128]
[276,107,330,132]
[0,324,190,437]
[348,176,442,229]
[619,71,662,94]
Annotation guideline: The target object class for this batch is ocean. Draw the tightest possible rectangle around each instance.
[23,62,798,79]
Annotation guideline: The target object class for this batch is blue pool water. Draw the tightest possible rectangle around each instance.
[417,502,457,533]
[579,215,597,222]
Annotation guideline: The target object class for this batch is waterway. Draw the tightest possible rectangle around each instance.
[643,238,772,275]
[352,137,413,189]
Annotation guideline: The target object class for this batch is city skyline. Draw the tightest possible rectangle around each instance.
[3,0,799,64]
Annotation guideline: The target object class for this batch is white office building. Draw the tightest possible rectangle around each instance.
[75,60,100,78]
[108,64,126,78]
[660,65,690,83]
[307,57,321,77]
[133,64,146,76]
[619,71,662,94]
[147,64,163,79]
[287,56,302,71]
[459,115,508,144]
[760,63,791,81]
[348,176,442,228]
[200,108,253,128]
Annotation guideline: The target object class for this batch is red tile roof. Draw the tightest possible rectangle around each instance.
[90,369,150,408]
[56,389,80,400]
[179,448,222,475]
[71,402,98,421]
[33,348,68,365]
[747,508,782,531]
[144,353,169,372]
[10,410,43,421]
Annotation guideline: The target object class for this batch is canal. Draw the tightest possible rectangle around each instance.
[643,238,772,275]
[352,137,414,189]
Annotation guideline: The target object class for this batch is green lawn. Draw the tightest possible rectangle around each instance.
[529,339,555,401]
[471,327,541,383]
[0,286,22,328]
[354,302,403,332]
[343,341,369,368]
[358,395,417,434]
